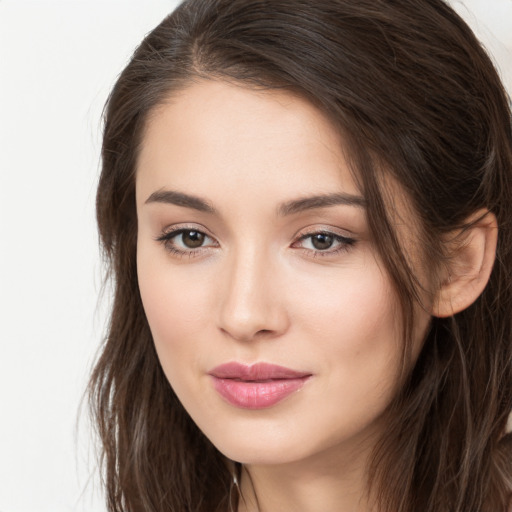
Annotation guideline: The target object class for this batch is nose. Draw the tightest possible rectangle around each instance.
[217,247,290,342]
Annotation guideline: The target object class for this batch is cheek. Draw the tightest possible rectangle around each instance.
[290,256,403,413]
[136,243,216,374]
[293,255,400,354]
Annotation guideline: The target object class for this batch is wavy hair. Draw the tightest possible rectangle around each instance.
[89,1,512,510]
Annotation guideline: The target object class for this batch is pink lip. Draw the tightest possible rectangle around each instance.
[209,362,312,409]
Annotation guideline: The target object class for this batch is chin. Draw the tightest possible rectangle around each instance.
[196,416,334,466]
[214,439,310,466]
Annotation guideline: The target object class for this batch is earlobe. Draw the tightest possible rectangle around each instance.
[432,210,498,318]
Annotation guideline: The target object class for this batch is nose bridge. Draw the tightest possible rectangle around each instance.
[218,241,287,341]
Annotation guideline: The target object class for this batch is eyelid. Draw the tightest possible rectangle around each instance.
[159,222,216,237]
[293,224,356,241]
[291,226,357,256]
[155,223,219,257]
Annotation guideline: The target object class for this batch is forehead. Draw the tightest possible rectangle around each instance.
[135,79,361,207]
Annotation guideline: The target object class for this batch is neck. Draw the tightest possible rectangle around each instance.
[237,439,377,512]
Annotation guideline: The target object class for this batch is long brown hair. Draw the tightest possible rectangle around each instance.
[89,1,512,510]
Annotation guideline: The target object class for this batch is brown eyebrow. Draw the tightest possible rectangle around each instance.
[144,189,366,216]
[278,193,366,216]
[145,189,217,214]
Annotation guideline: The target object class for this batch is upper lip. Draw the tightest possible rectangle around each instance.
[208,362,311,381]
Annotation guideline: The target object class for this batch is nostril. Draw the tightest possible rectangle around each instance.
[219,326,278,343]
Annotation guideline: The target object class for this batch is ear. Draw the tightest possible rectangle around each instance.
[432,209,498,318]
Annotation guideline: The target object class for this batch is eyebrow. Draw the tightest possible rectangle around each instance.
[145,189,217,214]
[145,189,366,215]
[278,193,366,216]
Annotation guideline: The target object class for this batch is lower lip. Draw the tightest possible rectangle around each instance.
[211,376,310,409]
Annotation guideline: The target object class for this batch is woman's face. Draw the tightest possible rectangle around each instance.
[136,80,430,466]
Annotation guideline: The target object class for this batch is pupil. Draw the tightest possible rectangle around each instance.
[312,233,333,250]
[183,231,205,248]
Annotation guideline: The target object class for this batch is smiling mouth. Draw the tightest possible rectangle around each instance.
[208,362,312,409]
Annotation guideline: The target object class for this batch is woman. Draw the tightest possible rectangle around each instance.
[89,0,512,510]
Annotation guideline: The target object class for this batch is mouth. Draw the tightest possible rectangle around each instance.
[208,362,312,409]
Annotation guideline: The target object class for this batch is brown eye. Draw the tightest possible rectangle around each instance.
[293,230,356,256]
[181,230,205,248]
[311,233,334,250]
[156,227,218,257]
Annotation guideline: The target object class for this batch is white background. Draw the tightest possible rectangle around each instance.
[0,1,511,511]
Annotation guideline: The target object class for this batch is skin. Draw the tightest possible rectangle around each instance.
[135,79,434,512]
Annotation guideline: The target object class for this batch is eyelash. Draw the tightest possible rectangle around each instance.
[155,227,217,258]
[155,227,356,259]
[293,231,356,257]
